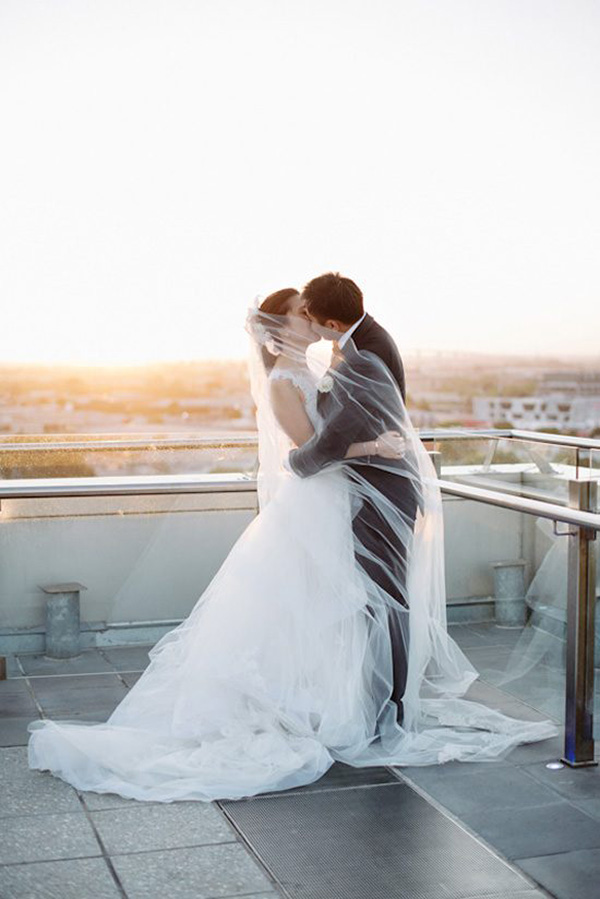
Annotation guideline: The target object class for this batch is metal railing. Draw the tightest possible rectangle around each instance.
[0,429,600,767]
[1,427,599,454]
[440,476,599,768]
[1,462,599,767]
[0,435,257,454]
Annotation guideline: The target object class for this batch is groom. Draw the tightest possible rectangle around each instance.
[287,272,420,726]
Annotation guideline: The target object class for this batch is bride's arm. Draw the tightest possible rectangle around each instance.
[269,379,403,459]
[269,379,315,446]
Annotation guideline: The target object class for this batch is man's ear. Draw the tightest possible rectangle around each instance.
[324,319,345,333]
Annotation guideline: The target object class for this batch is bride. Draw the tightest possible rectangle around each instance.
[27,288,558,803]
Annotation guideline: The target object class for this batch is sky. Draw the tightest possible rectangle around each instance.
[1,0,599,365]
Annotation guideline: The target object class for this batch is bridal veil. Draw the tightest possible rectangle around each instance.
[27,301,558,806]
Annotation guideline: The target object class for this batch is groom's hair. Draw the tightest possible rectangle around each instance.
[302,272,363,325]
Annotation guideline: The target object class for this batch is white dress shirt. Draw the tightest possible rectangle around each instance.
[337,311,367,350]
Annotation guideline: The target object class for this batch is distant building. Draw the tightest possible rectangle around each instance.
[539,370,600,396]
[473,395,600,430]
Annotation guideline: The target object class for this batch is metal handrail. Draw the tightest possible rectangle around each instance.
[0,465,597,767]
[446,474,569,507]
[0,435,258,453]
[0,471,598,530]
[437,478,600,530]
[0,472,257,499]
[1,427,599,453]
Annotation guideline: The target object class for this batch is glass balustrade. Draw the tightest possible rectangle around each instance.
[1,429,598,762]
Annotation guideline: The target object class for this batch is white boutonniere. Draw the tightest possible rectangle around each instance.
[317,373,334,393]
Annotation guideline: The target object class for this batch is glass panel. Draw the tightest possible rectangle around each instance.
[0,441,574,758]
[436,434,576,505]
[0,432,258,479]
[0,482,259,688]
[587,449,600,509]
[446,501,566,733]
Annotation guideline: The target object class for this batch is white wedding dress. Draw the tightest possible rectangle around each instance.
[27,364,558,803]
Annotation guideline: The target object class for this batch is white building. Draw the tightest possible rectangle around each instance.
[473,394,600,430]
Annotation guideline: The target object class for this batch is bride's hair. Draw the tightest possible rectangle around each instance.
[302,272,363,325]
[258,288,299,373]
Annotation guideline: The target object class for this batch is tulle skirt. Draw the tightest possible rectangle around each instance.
[27,467,558,802]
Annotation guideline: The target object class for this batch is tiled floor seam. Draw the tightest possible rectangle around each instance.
[76,793,129,899]
[97,648,136,685]
[386,767,558,899]
[0,853,107,869]
[514,847,598,864]
[13,656,46,719]
[216,800,293,899]
[252,779,405,800]
[514,762,600,819]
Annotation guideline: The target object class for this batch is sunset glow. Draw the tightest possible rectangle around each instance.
[1,0,599,365]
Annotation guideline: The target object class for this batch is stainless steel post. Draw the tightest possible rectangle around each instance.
[562,479,598,767]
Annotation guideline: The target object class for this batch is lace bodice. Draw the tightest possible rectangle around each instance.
[268,365,320,429]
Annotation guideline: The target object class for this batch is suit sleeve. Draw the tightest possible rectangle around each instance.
[288,357,384,478]
[288,392,367,478]
[360,334,406,403]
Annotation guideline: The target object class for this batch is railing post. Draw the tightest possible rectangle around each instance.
[427,450,442,477]
[562,479,598,767]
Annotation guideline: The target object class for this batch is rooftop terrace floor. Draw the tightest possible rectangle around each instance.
[1,623,599,899]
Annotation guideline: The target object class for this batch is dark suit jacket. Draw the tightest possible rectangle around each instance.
[351,314,406,403]
[289,313,410,478]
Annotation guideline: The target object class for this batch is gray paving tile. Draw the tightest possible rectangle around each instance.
[100,644,152,671]
[40,707,116,723]
[81,789,162,811]
[463,801,600,860]
[18,650,115,676]
[402,766,559,818]
[29,673,127,696]
[121,671,142,688]
[0,856,121,899]
[0,811,100,864]
[498,684,564,723]
[517,848,600,899]
[463,679,520,708]
[461,645,516,672]
[398,757,512,791]
[0,688,39,717]
[464,623,527,648]
[460,893,545,899]
[571,797,600,821]
[0,677,31,695]
[0,746,82,818]
[29,675,128,714]
[448,625,489,649]
[462,680,559,736]
[110,843,275,899]
[520,758,600,801]
[504,731,565,765]
[34,681,128,714]
[499,696,563,725]
[91,803,237,855]
[0,715,41,747]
